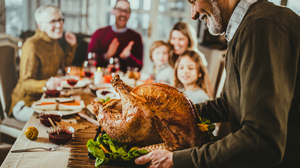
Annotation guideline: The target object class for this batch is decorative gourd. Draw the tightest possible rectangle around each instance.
[24,127,39,140]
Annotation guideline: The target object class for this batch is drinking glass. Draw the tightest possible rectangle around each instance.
[65,66,80,96]
[87,52,97,67]
[82,60,94,78]
[108,57,120,76]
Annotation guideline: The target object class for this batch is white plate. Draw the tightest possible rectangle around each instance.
[61,80,87,89]
[34,109,83,116]
[31,99,85,116]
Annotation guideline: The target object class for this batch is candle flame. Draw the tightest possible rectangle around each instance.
[97,67,101,72]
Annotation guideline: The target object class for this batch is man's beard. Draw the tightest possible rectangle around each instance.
[207,1,224,36]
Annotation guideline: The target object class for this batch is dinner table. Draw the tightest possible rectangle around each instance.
[0,77,143,168]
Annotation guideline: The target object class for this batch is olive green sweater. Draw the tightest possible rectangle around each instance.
[173,0,300,168]
[9,29,76,116]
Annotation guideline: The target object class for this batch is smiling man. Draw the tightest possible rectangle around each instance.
[135,0,300,168]
[87,0,143,73]
[10,5,77,122]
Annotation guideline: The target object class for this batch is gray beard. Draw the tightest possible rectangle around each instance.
[207,1,224,36]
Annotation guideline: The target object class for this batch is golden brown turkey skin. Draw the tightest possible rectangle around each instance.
[93,75,204,151]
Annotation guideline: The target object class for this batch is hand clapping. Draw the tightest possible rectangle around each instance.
[106,38,120,59]
[120,41,134,58]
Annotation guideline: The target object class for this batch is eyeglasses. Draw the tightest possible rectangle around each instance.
[114,8,131,14]
[47,18,65,25]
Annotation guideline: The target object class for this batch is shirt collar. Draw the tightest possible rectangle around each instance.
[111,24,128,33]
[225,0,257,42]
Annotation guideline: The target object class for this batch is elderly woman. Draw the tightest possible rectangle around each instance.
[9,5,77,122]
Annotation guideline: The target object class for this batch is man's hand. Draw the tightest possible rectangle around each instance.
[135,150,174,168]
[106,38,120,59]
[65,32,77,46]
[120,41,134,58]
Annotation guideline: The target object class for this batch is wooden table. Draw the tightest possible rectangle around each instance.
[1,87,138,168]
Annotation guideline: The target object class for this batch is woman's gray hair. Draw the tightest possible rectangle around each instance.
[34,5,62,25]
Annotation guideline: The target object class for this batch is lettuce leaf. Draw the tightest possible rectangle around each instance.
[87,134,149,167]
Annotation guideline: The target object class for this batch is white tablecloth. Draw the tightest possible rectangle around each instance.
[1,113,71,168]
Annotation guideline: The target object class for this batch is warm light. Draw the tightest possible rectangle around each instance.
[97,67,101,72]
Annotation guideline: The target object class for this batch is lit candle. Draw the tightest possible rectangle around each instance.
[94,67,103,85]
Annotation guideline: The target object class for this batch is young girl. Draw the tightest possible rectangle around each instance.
[141,40,173,84]
[174,50,210,104]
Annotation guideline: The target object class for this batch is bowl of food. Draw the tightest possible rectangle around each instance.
[89,83,112,96]
[43,86,62,98]
[39,112,63,127]
[47,126,75,145]
[96,88,119,100]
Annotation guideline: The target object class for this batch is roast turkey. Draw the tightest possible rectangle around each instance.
[92,74,205,151]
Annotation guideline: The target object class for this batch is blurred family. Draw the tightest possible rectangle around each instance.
[87,0,143,73]
[9,5,77,122]
[135,0,300,167]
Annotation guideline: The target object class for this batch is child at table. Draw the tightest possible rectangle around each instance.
[140,40,174,84]
[174,50,211,104]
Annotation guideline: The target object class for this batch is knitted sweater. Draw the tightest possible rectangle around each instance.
[87,26,143,73]
[9,29,76,116]
[173,0,300,167]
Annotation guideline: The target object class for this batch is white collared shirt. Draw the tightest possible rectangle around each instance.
[225,0,258,42]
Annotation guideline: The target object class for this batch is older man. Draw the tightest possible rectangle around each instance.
[135,0,300,167]
[87,0,143,73]
[9,5,77,122]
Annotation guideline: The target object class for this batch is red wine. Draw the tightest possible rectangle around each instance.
[45,89,60,97]
[49,130,73,144]
[84,71,93,78]
[109,67,119,73]
[67,79,78,86]
[39,114,62,127]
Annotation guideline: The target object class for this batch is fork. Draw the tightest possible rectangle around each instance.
[11,146,60,153]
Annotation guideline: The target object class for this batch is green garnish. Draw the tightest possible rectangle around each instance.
[87,134,149,167]
[99,97,111,103]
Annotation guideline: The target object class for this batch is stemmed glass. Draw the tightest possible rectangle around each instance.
[108,57,120,76]
[82,60,94,78]
[87,52,97,67]
[65,66,80,97]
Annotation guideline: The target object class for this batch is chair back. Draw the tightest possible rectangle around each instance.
[0,41,18,120]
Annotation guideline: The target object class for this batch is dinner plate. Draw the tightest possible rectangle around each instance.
[34,109,83,116]
[31,98,85,116]
[61,80,87,89]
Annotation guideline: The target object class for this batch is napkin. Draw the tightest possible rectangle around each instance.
[32,99,85,111]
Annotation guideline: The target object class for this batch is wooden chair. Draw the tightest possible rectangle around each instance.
[0,39,25,142]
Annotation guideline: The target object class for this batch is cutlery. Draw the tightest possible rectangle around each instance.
[11,146,60,153]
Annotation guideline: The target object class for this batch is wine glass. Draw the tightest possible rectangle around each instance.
[127,67,140,86]
[82,60,94,78]
[65,66,80,97]
[108,57,120,76]
[87,52,97,67]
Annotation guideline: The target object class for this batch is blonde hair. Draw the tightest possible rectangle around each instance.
[168,22,207,67]
[174,50,208,95]
[34,5,62,25]
[149,40,170,62]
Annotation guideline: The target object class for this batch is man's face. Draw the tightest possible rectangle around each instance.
[113,1,131,29]
[38,11,64,39]
[188,0,225,36]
